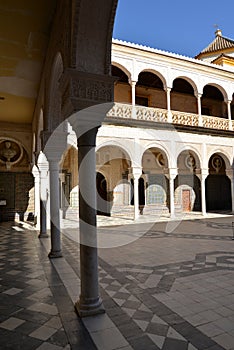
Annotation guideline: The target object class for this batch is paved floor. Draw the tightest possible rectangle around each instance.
[0,213,234,350]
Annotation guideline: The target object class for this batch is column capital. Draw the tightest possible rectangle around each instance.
[169,168,178,179]
[41,126,68,163]
[60,68,116,119]
[130,167,142,179]
[69,102,113,139]
[77,127,99,148]
[226,168,234,180]
[129,79,137,86]
[201,169,209,178]
[195,92,203,99]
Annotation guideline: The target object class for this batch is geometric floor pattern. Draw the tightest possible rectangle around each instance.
[63,229,234,350]
[61,214,234,350]
[0,222,96,350]
[1,215,234,350]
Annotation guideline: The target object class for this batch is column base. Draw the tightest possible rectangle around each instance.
[75,297,105,317]
[38,232,49,238]
[48,250,63,258]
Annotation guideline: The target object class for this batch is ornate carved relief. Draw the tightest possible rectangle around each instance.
[0,140,23,170]
[60,69,116,117]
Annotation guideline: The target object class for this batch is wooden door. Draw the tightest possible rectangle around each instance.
[182,189,191,212]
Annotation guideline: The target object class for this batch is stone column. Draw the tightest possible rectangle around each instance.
[32,165,40,230]
[47,159,62,257]
[130,80,137,119]
[75,127,105,317]
[197,93,202,127]
[200,170,209,216]
[131,80,136,106]
[37,156,49,238]
[167,88,172,123]
[226,169,234,212]
[227,100,233,130]
[132,167,142,220]
[42,126,68,258]
[169,169,177,218]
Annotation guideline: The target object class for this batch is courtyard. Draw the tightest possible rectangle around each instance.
[0,213,234,350]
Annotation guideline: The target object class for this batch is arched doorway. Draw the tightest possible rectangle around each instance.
[0,139,34,222]
[206,153,231,211]
[96,172,110,216]
[142,147,169,215]
[201,85,227,118]
[175,150,201,212]
[96,145,132,216]
[171,78,197,113]
[136,71,166,108]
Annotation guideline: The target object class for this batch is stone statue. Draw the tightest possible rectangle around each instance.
[0,141,17,162]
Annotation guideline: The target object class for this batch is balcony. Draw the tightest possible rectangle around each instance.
[106,103,233,132]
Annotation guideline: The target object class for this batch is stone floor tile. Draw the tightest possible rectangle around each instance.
[35,342,64,350]
[27,302,58,315]
[90,327,129,350]
[29,325,58,341]
[213,332,234,349]
[0,317,25,330]
[3,287,23,295]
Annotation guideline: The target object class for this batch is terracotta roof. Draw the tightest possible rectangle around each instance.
[196,30,234,58]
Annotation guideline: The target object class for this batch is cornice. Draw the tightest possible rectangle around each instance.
[112,39,234,80]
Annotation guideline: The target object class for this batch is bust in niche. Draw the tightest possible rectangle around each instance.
[0,141,19,163]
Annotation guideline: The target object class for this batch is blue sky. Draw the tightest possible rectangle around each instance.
[113,0,234,57]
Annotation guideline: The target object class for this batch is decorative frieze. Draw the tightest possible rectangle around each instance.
[202,115,229,130]
[136,106,168,122]
[106,103,233,132]
[172,111,199,126]
[106,103,132,119]
[60,69,116,118]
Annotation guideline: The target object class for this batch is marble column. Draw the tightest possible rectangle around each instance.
[227,100,233,130]
[226,169,234,212]
[197,93,202,127]
[38,158,49,238]
[132,168,142,220]
[32,166,40,230]
[75,127,105,317]
[48,159,62,257]
[200,170,208,216]
[167,88,172,123]
[169,169,177,218]
[130,80,137,119]
[42,125,68,257]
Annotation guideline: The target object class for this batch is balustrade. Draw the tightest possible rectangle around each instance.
[106,103,233,132]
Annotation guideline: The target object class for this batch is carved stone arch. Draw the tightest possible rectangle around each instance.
[207,150,231,170]
[36,108,44,155]
[137,69,167,90]
[111,62,132,81]
[202,82,228,102]
[141,142,170,168]
[176,146,202,169]
[96,141,133,166]
[45,52,64,132]
[70,0,118,74]
[172,75,198,96]
[177,149,201,176]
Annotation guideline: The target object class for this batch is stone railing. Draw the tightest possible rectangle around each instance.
[202,115,229,130]
[106,102,132,119]
[135,105,168,122]
[172,111,199,126]
[106,103,233,131]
